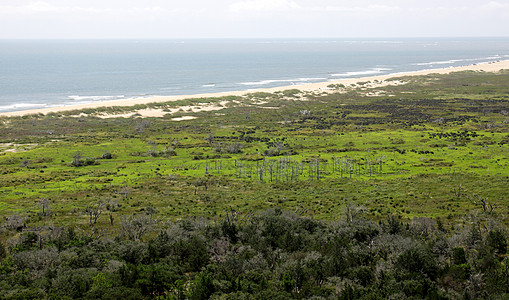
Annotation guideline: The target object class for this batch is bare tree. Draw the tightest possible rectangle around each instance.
[471,195,495,214]
[120,214,151,241]
[37,198,50,216]
[194,177,209,195]
[344,200,366,222]
[453,184,462,198]
[294,207,309,216]
[85,201,105,225]
[71,151,82,167]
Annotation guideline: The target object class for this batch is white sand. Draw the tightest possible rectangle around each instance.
[1,60,508,118]
[97,108,169,118]
[0,143,37,153]
[171,116,198,121]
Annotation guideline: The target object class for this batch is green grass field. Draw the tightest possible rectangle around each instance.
[1,70,508,234]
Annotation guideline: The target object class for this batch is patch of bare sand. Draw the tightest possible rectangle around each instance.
[165,103,225,114]
[98,108,169,118]
[366,91,388,97]
[0,143,37,153]
[171,116,198,121]
[96,103,226,119]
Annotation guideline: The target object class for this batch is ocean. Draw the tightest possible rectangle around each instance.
[1,38,509,113]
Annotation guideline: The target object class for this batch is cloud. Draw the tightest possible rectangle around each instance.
[482,1,509,9]
[312,4,402,13]
[18,1,62,13]
[0,1,173,16]
[1,0,508,38]
[480,1,509,15]
[229,0,301,12]
[229,1,402,16]
[0,1,98,14]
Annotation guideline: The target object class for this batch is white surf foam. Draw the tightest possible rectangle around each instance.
[0,103,48,112]
[412,55,503,66]
[331,68,392,77]
[68,95,125,101]
[239,77,326,86]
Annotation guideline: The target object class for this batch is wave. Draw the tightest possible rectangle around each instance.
[0,103,47,112]
[159,87,183,91]
[68,95,125,101]
[483,55,503,60]
[412,55,503,66]
[413,60,463,66]
[239,77,326,86]
[202,84,216,87]
[331,68,392,77]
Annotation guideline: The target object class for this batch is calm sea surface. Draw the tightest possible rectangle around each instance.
[1,38,509,112]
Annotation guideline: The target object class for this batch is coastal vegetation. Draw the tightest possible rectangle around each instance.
[0,208,507,299]
[0,70,508,298]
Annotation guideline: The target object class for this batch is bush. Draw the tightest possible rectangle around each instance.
[214,143,243,154]
[487,230,507,255]
[452,247,467,265]
[396,246,438,280]
[189,274,215,300]
[146,147,177,157]
[49,268,96,299]
[70,152,99,167]
[100,152,114,159]
[0,243,6,260]
[11,232,38,253]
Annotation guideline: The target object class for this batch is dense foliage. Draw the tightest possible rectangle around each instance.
[0,208,507,299]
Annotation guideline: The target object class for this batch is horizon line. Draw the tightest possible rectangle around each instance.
[1,36,509,41]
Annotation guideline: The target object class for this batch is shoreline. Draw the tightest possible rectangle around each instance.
[1,60,509,118]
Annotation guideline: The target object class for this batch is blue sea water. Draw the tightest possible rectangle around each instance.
[1,38,509,112]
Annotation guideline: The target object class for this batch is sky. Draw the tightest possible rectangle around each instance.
[0,0,508,39]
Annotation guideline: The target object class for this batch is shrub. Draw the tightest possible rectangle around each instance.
[214,143,243,154]
[101,152,114,159]
[70,152,99,167]
[487,230,507,255]
[396,246,438,280]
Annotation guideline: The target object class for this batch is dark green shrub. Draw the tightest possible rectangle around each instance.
[487,230,507,255]
[189,274,215,300]
[452,247,467,265]
[396,246,438,280]
[12,232,38,253]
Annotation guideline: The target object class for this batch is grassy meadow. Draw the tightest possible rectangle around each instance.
[0,70,508,235]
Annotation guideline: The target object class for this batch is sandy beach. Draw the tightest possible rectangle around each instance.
[1,60,508,118]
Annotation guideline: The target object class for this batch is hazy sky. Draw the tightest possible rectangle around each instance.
[1,0,508,38]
